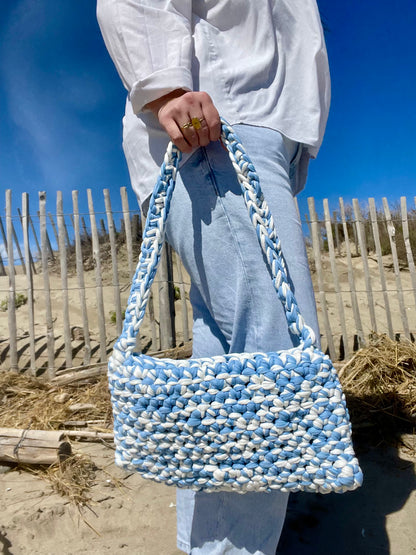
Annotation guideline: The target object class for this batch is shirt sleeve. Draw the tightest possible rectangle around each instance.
[97,0,194,114]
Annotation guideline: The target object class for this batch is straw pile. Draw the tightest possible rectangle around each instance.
[340,333,416,442]
[0,370,111,505]
[0,371,111,430]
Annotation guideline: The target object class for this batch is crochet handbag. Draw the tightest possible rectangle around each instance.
[108,119,363,494]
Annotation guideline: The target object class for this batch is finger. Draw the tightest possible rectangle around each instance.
[179,116,200,149]
[201,101,221,142]
[192,114,210,147]
[164,119,193,153]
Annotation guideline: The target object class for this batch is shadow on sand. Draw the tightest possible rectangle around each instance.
[277,434,415,555]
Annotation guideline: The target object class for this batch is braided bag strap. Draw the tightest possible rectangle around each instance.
[111,119,316,365]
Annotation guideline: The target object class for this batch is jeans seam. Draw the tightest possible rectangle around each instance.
[200,147,260,351]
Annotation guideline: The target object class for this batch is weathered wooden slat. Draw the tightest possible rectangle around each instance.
[17,208,36,275]
[39,191,55,378]
[72,191,92,364]
[368,198,393,338]
[382,197,410,339]
[352,218,359,257]
[333,210,341,256]
[307,197,336,359]
[103,189,122,335]
[352,199,377,333]
[323,199,349,359]
[120,187,134,279]
[6,190,18,370]
[158,245,175,350]
[339,198,365,348]
[22,193,36,374]
[175,253,190,343]
[400,197,416,311]
[57,191,72,369]
[87,189,107,363]
[37,210,55,261]
[140,212,158,351]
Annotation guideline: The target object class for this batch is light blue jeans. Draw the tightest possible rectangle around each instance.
[165,124,320,555]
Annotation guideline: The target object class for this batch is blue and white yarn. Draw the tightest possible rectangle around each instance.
[108,119,363,494]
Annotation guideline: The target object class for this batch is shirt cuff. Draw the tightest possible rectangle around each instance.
[130,67,193,114]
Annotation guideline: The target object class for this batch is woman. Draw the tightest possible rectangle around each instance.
[97,1,330,553]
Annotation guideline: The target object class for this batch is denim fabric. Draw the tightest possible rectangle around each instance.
[165,124,320,555]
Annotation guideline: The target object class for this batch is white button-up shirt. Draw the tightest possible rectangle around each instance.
[97,0,331,205]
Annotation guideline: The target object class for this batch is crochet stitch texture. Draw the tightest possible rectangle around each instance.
[108,120,363,494]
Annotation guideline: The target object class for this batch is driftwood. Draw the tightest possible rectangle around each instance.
[63,430,113,441]
[68,403,96,413]
[0,428,71,465]
[63,420,106,427]
[51,366,107,387]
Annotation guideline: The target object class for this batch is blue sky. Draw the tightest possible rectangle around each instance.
[0,0,415,230]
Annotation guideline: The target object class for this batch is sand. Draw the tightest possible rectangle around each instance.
[0,437,415,554]
[1,252,416,554]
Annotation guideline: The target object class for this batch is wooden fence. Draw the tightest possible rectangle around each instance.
[1,189,416,375]
[0,187,191,377]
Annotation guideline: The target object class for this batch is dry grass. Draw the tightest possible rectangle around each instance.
[24,453,98,506]
[0,371,112,430]
[340,333,416,442]
[0,371,112,506]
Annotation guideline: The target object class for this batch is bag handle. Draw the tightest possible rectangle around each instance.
[111,119,316,365]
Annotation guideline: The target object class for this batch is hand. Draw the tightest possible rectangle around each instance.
[145,89,221,153]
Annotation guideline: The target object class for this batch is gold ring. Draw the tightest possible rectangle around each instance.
[191,117,203,130]
[181,117,204,131]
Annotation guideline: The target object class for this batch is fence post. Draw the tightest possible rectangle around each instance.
[339,197,365,348]
[22,193,36,374]
[382,197,410,339]
[72,190,92,364]
[352,199,377,333]
[87,189,107,363]
[120,187,135,280]
[307,197,336,359]
[104,189,122,336]
[368,198,394,339]
[17,208,36,275]
[175,253,190,343]
[6,190,18,371]
[57,191,72,369]
[323,199,349,359]
[332,210,341,256]
[400,196,416,313]
[39,191,55,378]
[38,210,55,262]
[158,244,176,350]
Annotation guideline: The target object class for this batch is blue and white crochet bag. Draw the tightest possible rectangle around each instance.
[108,120,363,494]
